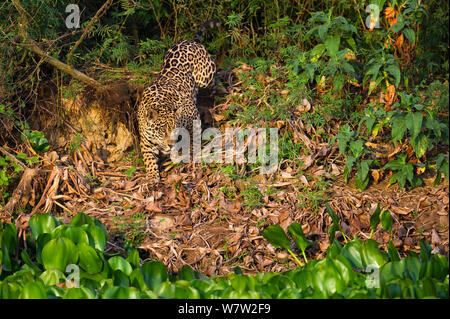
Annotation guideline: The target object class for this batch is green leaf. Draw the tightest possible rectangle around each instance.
[370,204,382,231]
[287,222,310,253]
[21,250,42,274]
[403,163,415,184]
[318,24,330,41]
[54,226,90,245]
[325,204,341,229]
[326,204,343,243]
[129,268,147,290]
[233,266,243,275]
[103,286,140,299]
[178,265,197,281]
[411,133,428,159]
[63,287,95,299]
[343,156,356,183]
[40,269,66,286]
[42,237,76,271]
[402,28,415,45]
[173,281,201,299]
[261,225,291,250]
[361,239,388,269]
[364,63,382,81]
[141,261,168,291]
[70,213,94,227]
[310,44,326,59]
[126,249,140,269]
[423,115,442,138]
[381,210,392,232]
[19,282,47,299]
[391,21,405,33]
[155,281,177,298]
[390,170,406,188]
[113,270,130,287]
[387,240,400,262]
[405,112,423,140]
[368,76,384,96]
[341,61,355,74]
[384,154,407,171]
[355,160,372,191]
[311,257,349,296]
[124,167,136,178]
[391,115,407,145]
[419,239,432,262]
[1,222,17,256]
[349,140,364,159]
[435,154,449,186]
[361,117,376,135]
[29,213,57,240]
[83,224,107,252]
[346,37,356,51]
[78,242,103,274]
[325,36,340,57]
[36,233,52,265]
[108,256,133,276]
[26,131,50,153]
[341,239,364,269]
[359,160,372,181]
[385,65,401,87]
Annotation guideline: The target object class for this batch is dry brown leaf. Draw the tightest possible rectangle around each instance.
[390,206,412,215]
[431,228,441,245]
[299,175,309,186]
[145,201,163,213]
[301,155,314,170]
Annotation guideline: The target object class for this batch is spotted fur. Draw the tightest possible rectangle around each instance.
[137,19,219,182]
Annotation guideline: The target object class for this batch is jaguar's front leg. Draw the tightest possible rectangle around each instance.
[140,139,161,183]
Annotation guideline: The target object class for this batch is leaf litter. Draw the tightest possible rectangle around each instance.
[1,65,448,277]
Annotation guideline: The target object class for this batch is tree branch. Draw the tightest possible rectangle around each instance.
[13,37,105,91]
[66,0,113,66]
[10,0,105,92]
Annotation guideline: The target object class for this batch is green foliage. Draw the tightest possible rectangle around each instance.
[363,50,401,95]
[0,104,47,200]
[2,211,445,299]
[383,154,422,188]
[331,124,373,190]
[289,10,357,93]
[0,1,448,299]
[332,91,448,190]
[260,205,448,299]
[241,182,263,210]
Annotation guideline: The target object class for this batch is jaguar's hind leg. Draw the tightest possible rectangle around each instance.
[175,98,201,159]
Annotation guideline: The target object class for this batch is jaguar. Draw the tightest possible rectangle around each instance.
[137,19,220,183]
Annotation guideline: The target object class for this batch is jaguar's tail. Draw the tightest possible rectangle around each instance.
[194,18,220,43]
